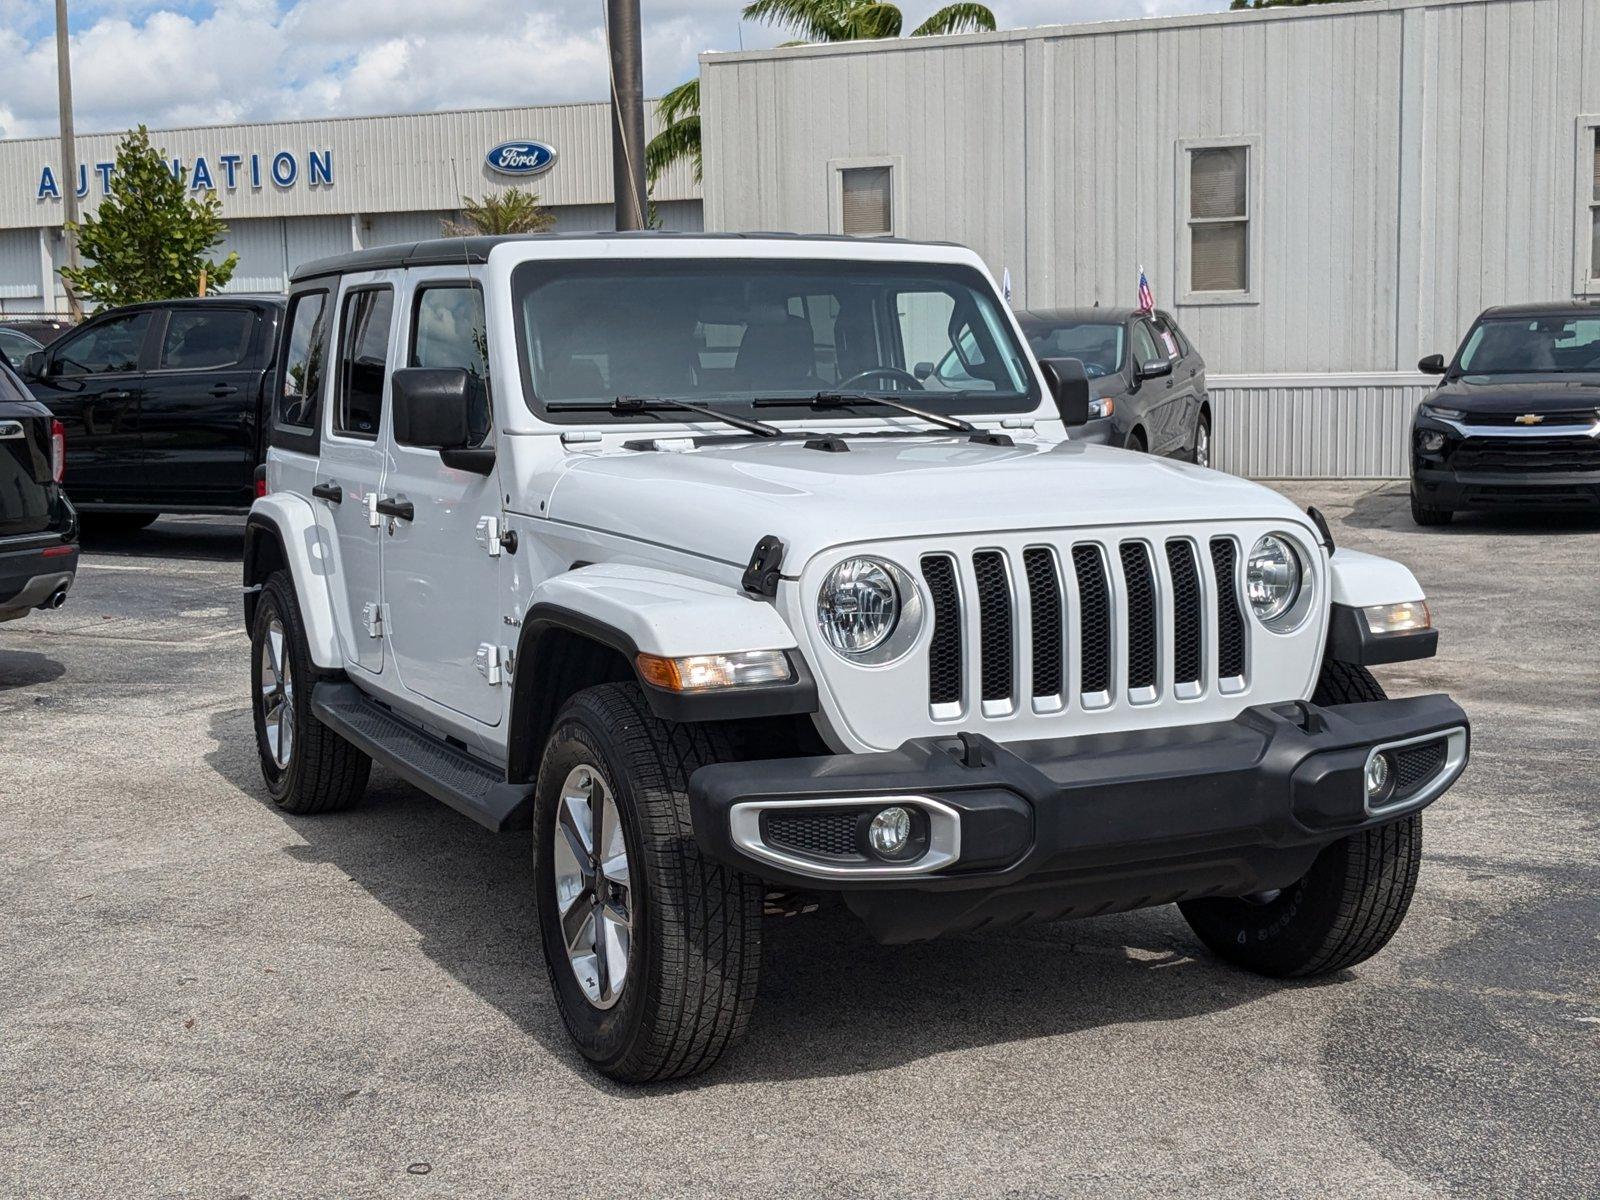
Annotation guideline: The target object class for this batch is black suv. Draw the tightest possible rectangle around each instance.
[1,360,77,622]
[18,297,284,527]
[1013,308,1210,465]
[1412,303,1600,523]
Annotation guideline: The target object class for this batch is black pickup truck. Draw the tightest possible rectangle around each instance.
[17,297,284,528]
[1,361,77,622]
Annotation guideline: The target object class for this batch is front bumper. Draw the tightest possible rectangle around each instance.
[1413,463,1600,510]
[690,694,1469,942]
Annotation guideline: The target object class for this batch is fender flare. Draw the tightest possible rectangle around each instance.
[243,496,344,671]
[1325,549,1436,666]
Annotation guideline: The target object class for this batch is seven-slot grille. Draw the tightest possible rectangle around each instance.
[920,536,1247,715]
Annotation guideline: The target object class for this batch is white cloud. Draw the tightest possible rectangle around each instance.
[0,0,1229,140]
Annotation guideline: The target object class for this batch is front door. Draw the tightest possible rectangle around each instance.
[318,282,395,678]
[381,279,505,726]
[30,310,154,505]
[140,305,265,509]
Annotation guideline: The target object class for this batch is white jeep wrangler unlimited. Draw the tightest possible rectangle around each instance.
[244,233,1468,1083]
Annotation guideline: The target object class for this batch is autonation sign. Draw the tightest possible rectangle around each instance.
[485,140,556,177]
[37,149,334,200]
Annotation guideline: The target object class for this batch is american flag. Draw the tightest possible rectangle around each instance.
[1137,266,1155,314]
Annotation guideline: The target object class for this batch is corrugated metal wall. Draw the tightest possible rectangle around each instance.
[1209,374,1432,478]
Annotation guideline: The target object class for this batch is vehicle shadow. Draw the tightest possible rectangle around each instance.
[204,706,1297,1092]
[0,648,66,689]
[1344,482,1600,535]
[78,515,246,563]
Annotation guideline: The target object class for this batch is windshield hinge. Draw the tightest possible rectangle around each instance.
[741,535,785,599]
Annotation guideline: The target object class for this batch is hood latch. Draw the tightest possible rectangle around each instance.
[741,535,786,599]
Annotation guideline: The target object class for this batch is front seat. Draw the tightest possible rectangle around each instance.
[735,315,818,391]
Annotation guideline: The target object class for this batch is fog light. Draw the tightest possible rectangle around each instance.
[868,806,913,858]
[1366,753,1394,803]
[1417,429,1446,453]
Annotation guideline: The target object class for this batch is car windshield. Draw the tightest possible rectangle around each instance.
[1457,316,1600,374]
[512,258,1038,423]
[1020,320,1125,378]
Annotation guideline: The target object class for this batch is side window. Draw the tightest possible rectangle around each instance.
[334,288,393,440]
[1131,321,1161,368]
[1149,315,1182,361]
[53,312,152,376]
[277,292,327,431]
[159,308,255,371]
[410,285,490,444]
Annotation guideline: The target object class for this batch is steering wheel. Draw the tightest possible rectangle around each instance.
[837,366,925,392]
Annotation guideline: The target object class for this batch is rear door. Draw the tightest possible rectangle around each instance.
[0,374,54,539]
[29,310,154,505]
[1152,311,1203,451]
[138,305,266,509]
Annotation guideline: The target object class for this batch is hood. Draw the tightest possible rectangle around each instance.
[1430,373,1600,414]
[545,435,1309,566]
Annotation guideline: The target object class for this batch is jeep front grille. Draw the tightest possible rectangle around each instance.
[919,535,1250,716]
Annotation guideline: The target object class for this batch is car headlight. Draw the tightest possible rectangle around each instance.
[1089,396,1114,419]
[1246,534,1306,628]
[816,557,921,662]
[1421,403,1464,421]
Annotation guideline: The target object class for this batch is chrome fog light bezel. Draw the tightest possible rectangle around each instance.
[729,795,961,879]
[815,556,924,665]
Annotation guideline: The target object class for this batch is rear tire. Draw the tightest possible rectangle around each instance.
[250,571,370,814]
[1192,410,1212,468]
[1178,661,1423,977]
[1127,428,1148,453]
[533,683,763,1083]
[1409,488,1453,526]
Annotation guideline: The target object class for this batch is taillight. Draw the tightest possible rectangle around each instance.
[50,419,65,483]
[253,463,268,499]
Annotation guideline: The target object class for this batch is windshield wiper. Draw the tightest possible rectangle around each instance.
[549,395,782,438]
[754,391,978,433]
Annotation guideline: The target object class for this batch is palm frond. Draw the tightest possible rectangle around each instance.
[844,2,902,38]
[741,0,852,42]
[910,2,996,36]
[645,114,702,184]
[657,77,699,127]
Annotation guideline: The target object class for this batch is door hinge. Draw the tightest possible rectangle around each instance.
[475,515,502,557]
[364,490,381,529]
[363,601,387,638]
[475,643,513,685]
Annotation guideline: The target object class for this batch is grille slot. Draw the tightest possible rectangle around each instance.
[972,551,1014,703]
[1166,539,1203,687]
[1451,435,1600,474]
[1210,538,1246,680]
[1073,545,1112,697]
[1392,739,1447,801]
[764,810,861,859]
[1119,542,1158,693]
[1023,548,1064,699]
[922,555,963,706]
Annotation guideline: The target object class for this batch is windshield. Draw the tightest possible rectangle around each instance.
[512,258,1038,423]
[1021,321,1125,378]
[1457,316,1600,374]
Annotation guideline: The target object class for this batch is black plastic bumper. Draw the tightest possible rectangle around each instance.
[1413,463,1600,510]
[689,695,1469,943]
[0,539,78,617]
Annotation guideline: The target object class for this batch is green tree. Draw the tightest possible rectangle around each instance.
[442,188,556,236]
[646,1,997,185]
[59,125,237,307]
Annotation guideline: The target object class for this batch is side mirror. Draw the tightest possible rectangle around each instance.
[391,367,495,475]
[913,361,934,381]
[1417,353,1447,375]
[1137,357,1174,381]
[21,351,46,379]
[1038,357,1091,427]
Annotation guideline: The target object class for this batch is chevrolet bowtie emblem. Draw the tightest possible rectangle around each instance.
[1514,413,1544,425]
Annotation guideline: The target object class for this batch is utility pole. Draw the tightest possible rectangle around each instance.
[54,0,83,320]
[606,0,648,231]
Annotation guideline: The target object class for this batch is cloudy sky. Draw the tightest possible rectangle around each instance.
[0,0,1224,140]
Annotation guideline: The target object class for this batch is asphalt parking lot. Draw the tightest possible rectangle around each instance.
[2,483,1597,1199]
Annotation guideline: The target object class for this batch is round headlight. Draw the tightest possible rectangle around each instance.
[1246,534,1303,624]
[818,558,901,656]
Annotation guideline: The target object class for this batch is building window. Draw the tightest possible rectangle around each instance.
[1188,146,1249,293]
[1590,128,1600,281]
[841,166,893,237]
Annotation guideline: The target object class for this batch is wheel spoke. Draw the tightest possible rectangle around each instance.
[558,800,594,875]
[550,764,632,1010]
[267,626,284,681]
[560,888,595,953]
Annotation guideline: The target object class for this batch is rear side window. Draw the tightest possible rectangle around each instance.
[1149,315,1183,361]
[54,311,152,376]
[277,291,328,432]
[160,309,255,370]
[334,287,393,440]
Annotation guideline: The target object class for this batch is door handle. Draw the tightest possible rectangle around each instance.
[312,482,343,505]
[375,496,414,521]
[209,384,239,397]
[101,389,132,400]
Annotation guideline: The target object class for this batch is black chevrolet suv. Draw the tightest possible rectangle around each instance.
[1412,302,1600,524]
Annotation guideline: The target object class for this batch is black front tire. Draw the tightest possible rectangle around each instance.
[1410,487,1453,526]
[1178,662,1423,977]
[533,683,763,1084]
[250,571,370,814]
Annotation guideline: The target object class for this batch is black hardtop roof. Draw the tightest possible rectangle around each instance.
[289,229,965,284]
[1477,300,1600,320]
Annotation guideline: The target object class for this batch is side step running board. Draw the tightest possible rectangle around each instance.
[310,681,533,832]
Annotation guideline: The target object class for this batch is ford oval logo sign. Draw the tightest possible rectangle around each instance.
[485,140,557,177]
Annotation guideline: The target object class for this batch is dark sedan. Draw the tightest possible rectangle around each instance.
[1013,308,1211,466]
[1412,303,1600,524]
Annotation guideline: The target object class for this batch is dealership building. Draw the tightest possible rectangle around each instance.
[0,100,702,305]
[1,0,1594,477]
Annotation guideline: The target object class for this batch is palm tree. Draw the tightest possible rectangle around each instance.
[645,1,996,185]
[442,188,555,236]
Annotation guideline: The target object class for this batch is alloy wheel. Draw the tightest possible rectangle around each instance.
[258,616,295,769]
[552,764,633,1009]
[1196,421,1211,468]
